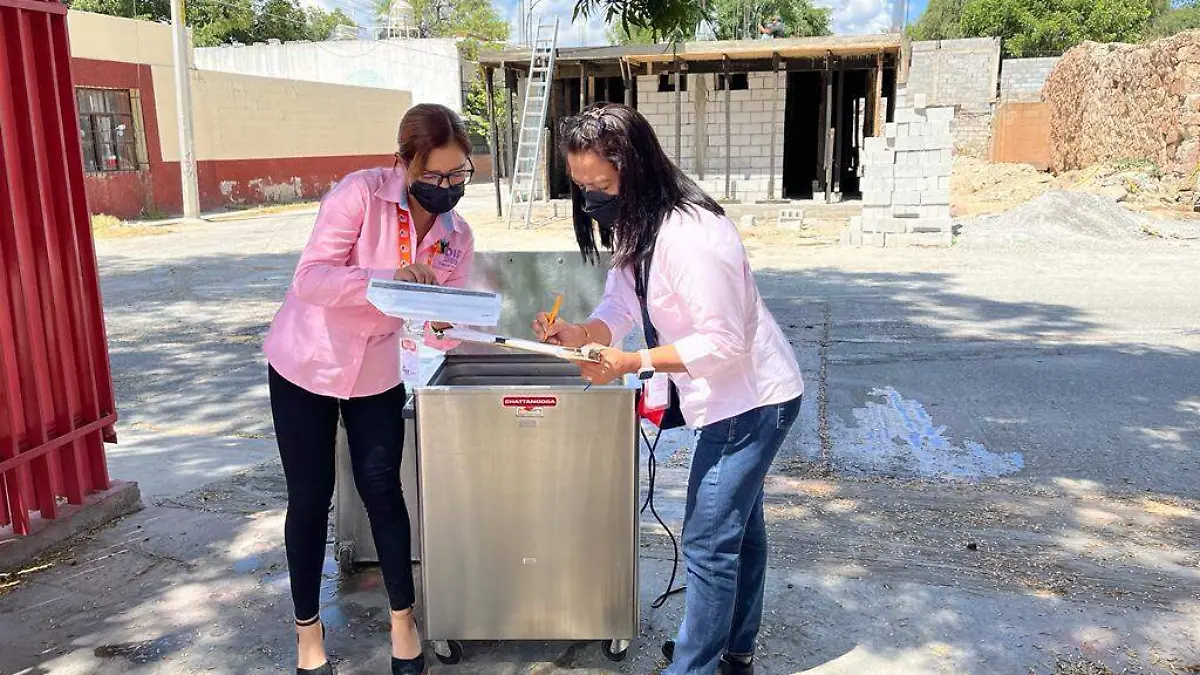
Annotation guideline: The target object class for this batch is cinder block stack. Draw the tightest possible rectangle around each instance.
[845,94,955,247]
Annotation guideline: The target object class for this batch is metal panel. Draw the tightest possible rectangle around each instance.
[0,0,118,537]
[334,407,420,566]
[467,251,610,340]
[416,355,638,642]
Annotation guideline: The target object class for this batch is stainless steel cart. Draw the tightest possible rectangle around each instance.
[333,251,611,569]
[416,354,639,663]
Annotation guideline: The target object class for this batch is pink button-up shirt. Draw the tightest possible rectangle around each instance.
[263,167,474,399]
[590,207,804,428]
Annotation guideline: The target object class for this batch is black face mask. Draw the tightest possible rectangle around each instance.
[410,181,465,215]
[582,190,620,227]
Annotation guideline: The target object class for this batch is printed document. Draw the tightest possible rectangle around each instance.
[367,279,502,326]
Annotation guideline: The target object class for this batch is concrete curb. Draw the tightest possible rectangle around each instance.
[0,480,143,572]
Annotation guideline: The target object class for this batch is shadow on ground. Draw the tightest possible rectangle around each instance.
[14,247,1192,674]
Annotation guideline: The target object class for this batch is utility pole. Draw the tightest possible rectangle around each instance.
[170,0,200,220]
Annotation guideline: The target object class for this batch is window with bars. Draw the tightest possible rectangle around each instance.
[76,88,139,173]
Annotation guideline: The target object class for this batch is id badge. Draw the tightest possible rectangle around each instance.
[642,372,670,412]
[400,331,421,382]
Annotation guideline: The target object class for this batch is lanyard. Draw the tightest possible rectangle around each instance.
[397,204,435,266]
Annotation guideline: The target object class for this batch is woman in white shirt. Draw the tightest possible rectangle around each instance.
[533,103,804,675]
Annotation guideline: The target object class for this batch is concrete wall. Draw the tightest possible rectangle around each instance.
[1000,57,1060,102]
[907,38,1001,106]
[193,39,463,112]
[180,71,410,162]
[637,72,785,203]
[904,38,1002,157]
[68,11,411,217]
[68,10,176,67]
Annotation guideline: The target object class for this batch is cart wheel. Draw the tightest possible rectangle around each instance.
[602,639,629,662]
[336,543,355,572]
[433,640,463,665]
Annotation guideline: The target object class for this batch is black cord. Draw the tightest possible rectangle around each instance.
[640,426,686,609]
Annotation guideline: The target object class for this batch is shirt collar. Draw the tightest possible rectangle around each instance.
[377,166,463,235]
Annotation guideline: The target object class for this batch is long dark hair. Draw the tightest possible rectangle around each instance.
[557,103,723,268]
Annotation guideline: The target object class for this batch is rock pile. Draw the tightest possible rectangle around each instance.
[1045,30,1200,175]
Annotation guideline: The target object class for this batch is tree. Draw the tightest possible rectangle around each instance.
[573,0,710,42]
[407,0,508,41]
[1145,1,1200,38]
[710,0,831,39]
[70,0,355,46]
[607,22,659,44]
[958,0,1156,57]
[189,0,255,47]
[70,0,169,21]
[906,0,966,41]
[305,7,358,40]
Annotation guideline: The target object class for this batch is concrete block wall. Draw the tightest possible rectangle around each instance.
[907,38,1001,107]
[1000,57,1060,102]
[846,100,954,247]
[904,38,1002,158]
[636,72,784,202]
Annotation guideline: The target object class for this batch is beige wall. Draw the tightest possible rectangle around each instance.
[68,10,177,67]
[157,70,411,162]
[69,11,410,163]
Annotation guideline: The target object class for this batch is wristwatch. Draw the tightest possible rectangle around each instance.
[637,349,655,381]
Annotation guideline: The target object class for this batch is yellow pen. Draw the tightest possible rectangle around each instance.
[547,293,563,327]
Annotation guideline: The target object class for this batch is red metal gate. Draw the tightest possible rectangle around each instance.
[0,0,119,538]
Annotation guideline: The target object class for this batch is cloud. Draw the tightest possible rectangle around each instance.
[499,0,611,47]
[817,0,896,34]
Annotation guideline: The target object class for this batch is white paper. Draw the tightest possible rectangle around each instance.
[439,327,601,362]
[367,279,502,326]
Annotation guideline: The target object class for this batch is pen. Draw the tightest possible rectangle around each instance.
[546,293,563,327]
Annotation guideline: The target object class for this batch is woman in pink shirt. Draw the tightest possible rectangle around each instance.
[534,104,804,675]
[262,104,476,675]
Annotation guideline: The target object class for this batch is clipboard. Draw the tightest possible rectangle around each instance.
[435,327,603,363]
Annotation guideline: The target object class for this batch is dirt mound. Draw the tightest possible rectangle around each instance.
[956,190,1160,248]
[1045,31,1200,175]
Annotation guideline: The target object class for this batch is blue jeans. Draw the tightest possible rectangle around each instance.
[666,396,803,675]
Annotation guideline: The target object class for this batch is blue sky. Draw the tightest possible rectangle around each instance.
[320,0,930,45]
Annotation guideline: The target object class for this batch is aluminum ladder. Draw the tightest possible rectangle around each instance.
[507,18,559,228]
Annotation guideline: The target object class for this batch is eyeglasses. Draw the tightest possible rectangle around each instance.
[419,158,475,188]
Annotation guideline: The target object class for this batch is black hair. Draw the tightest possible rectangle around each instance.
[557,103,724,268]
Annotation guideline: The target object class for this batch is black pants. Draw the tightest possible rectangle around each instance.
[268,366,414,621]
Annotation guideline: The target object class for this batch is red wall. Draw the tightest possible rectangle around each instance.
[71,56,400,219]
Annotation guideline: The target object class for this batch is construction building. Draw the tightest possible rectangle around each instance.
[479,35,905,205]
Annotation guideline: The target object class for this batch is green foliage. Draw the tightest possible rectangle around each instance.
[573,0,709,42]
[406,0,508,41]
[69,0,356,46]
[1144,4,1200,38]
[607,22,658,44]
[710,0,831,39]
[70,0,169,21]
[906,0,966,41]
[907,0,1163,57]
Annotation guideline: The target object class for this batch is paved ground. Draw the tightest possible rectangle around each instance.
[2,188,1199,675]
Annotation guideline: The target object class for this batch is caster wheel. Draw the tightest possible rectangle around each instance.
[433,640,463,665]
[336,543,355,572]
[602,639,630,662]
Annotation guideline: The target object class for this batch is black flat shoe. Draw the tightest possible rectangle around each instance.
[661,640,754,675]
[391,653,426,675]
[296,616,335,675]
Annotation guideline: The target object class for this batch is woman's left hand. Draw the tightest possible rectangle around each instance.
[578,347,638,386]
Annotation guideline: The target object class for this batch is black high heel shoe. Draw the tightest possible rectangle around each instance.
[295,615,335,675]
[391,653,426,675]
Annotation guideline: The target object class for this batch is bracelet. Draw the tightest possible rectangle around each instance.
[581,323,592,343]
